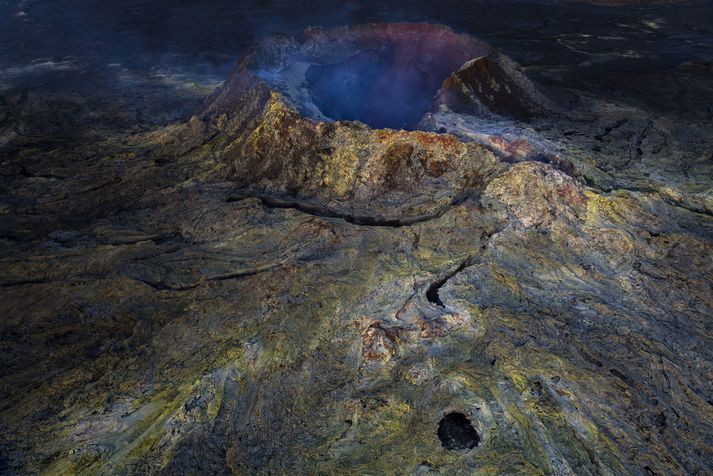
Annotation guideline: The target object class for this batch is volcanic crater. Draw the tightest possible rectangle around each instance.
[196,23,557,225]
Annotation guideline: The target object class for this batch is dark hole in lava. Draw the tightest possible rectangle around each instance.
[426,277,447,307]
[437,412,480,451]
[306,47,449,130]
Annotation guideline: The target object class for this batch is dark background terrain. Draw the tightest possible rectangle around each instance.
[2,0,712,113]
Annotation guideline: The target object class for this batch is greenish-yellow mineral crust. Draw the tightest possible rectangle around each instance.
[1,22,712,476]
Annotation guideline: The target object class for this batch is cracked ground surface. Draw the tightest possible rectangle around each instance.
[1,2,713,475]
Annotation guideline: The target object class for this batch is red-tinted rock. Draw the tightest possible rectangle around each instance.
[435,54,551,120]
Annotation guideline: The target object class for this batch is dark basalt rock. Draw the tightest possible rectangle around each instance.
[434,54,552,120]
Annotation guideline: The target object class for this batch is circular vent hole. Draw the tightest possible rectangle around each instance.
[305,46,456,131]
[437,412,480,450]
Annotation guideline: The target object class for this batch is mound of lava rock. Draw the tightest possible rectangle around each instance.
[194,23,556,223]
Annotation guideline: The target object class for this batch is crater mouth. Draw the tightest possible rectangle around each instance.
[306,45,450,130]
[250,23,492,130]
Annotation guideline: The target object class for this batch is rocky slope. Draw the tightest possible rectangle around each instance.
[1,21,712,476]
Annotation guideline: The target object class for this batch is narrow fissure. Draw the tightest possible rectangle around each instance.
[426,256,477,307]
[227,190,471,227]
